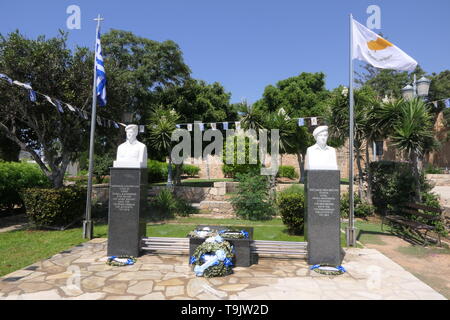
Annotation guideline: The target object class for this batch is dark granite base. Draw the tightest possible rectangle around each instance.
[188,225,253,267]
[107,167,147,257]
[305,170,341,265]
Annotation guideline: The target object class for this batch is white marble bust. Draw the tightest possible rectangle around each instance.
[113,124,147,168]
[304,126,338,170]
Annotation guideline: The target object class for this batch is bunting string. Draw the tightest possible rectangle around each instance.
[0,72,127,130]
[175,116,324,131]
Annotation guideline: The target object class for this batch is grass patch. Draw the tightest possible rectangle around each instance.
[341,220,393,246]
[0,224,107,277]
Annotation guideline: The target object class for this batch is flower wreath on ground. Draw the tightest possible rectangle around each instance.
[310,264,346,276]
[189,235,234,277]
[106,256,136,267]
[188,227,249,240]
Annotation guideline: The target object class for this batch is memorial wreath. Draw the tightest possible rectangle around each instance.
[188,227,249,240]
[310,264,346,276]
[106,255,137,267]
[189,235,234,277]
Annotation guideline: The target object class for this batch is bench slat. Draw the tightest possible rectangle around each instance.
[401,208,441,220]
[385,215,434,230]
[405,202,442,213]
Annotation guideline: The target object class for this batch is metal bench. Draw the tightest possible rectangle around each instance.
[141,237,307,258]
[382,202,443,246]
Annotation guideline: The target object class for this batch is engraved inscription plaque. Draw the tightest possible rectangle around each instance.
[107,168,147,257]
[305,170,341,265]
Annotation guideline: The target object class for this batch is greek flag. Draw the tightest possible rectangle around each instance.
[445,99,450,108]
[95,30,107,107]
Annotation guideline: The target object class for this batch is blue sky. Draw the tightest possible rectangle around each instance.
[1,0,449,103]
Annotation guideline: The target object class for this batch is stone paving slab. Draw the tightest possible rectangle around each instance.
[0,239,446,300]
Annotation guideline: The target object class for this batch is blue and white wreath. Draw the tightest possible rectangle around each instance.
[189,235,234,277]
[310,264,346,275]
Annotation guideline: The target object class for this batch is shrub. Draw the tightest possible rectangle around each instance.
[222,163,261,179]
[22,186,86,227]
[370,161,414,215]
[340,193,375,219]
[424,163,444,174]
[148,160,169,183]
[150,188,197,219]
[0,161,50,210]
[277,165,298,179]
[221,135,261,178]
[277,184,304,196]
[93,153,114,183]
[277,192,305,235]
[183,164,200,177]
[147,160,200,182]
[418,192,447,236]
[230,170,275,220]
[369,161,432,215]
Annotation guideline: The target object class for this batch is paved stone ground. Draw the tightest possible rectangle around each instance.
[0,238,446,300]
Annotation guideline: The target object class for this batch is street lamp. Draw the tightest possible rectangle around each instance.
[401,75,431,101]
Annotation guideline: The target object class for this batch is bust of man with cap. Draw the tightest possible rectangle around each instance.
[305,126,338,170]
[113,124,147,168]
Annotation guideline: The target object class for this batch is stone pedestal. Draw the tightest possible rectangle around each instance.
[189,225,253,267]
[107,168,147,257]
[305,170,341,265]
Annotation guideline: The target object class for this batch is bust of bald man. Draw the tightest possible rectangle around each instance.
[304,126,338,170]
[113,124,147,168]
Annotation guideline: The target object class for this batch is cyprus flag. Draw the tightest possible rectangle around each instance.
[352,18,417,71]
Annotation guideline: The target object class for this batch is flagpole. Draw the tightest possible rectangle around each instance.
[83,14,104,239]
[347,13,357,247]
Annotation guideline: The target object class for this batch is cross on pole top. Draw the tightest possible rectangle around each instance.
[94,14,104,22]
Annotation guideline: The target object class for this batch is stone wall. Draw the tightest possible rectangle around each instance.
[149,182,237,202]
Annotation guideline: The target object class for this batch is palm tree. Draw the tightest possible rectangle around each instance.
[240,104,295,201]
[261,111,296,201]
[147,106,180,187]
[327,86,379,200]
[374,98,438,202]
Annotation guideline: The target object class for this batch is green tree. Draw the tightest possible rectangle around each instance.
[146,107,180,187]
[355,63,426,100]
[254,72,330,182]
[101,29,191,123]
[262,111,295,200]
[374,98,438,202]
[0,30,93,188]
[0,133,20,161]
[428,70,450,125]
[327,85,380,200]
[0,29,193,188]
[151,78,236,124]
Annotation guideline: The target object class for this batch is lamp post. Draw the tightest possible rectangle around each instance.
[401,75,431,101]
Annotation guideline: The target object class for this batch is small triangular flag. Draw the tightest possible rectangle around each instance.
[29,90,37,102]
[66,104,76,112]
[13,80,32,90]
[55,100,64,113]
[0,73,13,84]
[445,99,450,108]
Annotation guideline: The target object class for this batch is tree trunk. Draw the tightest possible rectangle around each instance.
[167,148,173,187]
[355,147,364,200]
[269,174,277,203]
[411,151,422,203]
[364,141,373,204]
[174,164,183,185]
[297,151,305,183]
